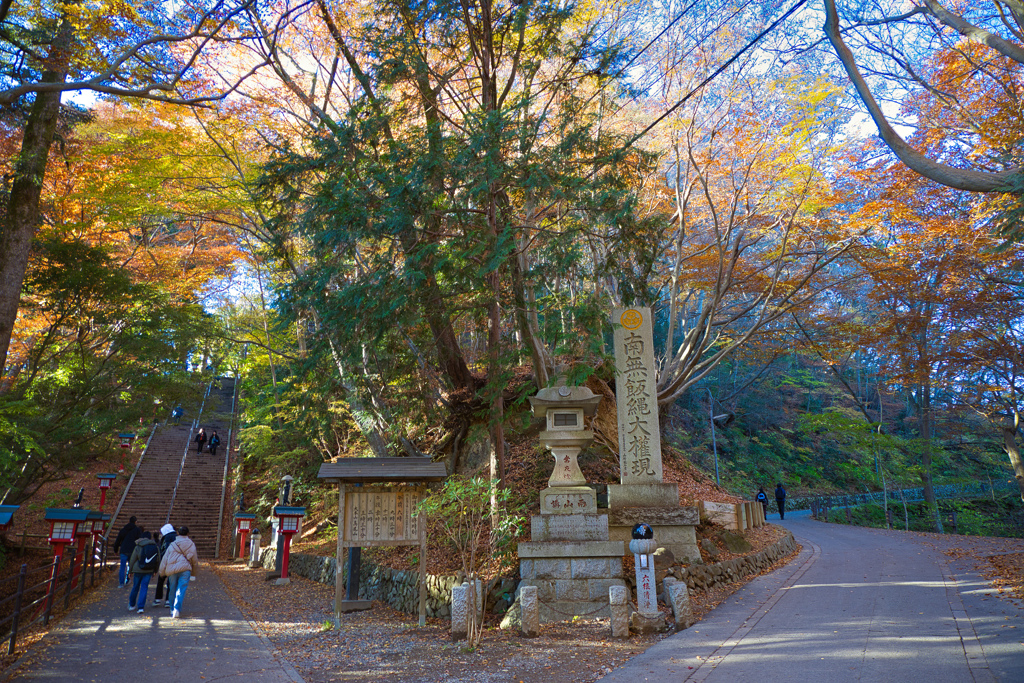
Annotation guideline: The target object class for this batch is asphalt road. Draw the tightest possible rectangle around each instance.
[603,510,1024,683]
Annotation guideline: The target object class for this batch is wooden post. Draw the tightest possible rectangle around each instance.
[7,564,26,655]
[43,555,61,626]
[334,484,346,619]
[63,547,77,610]
[418,518,427,627]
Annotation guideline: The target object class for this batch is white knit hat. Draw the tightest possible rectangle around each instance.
[160,523,175,536]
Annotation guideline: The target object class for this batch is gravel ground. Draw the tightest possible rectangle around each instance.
[212,526,798,683]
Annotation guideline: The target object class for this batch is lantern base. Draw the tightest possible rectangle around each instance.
[274,577,291,585]
[339,599,373,613]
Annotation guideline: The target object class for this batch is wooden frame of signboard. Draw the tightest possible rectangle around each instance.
[317,458,447,626]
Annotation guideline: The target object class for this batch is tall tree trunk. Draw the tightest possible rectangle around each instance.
[919,381,941,532]
[1003,421,1024,503]
[0,17,73,379]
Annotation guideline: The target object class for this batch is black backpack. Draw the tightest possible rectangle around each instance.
[138,544,160,572]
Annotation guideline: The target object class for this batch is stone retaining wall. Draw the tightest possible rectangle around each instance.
[671,530,797,592]
[257,547,515,618]
[258,529,796,619]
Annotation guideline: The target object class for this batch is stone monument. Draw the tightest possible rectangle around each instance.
[516,379,627,623]
[607,306,700,563]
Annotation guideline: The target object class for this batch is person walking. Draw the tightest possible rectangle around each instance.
[127,532,160,613]
[775,482,787,520]
[151,523,176,607]
[159,526,198,618]
[194,428,207,454]
[756,486,769,518]
[171,406,183,425]
[208,431,221,458]
[113,516,142,587]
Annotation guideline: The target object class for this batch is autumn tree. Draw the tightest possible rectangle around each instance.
[0,0,264,378]
[822,0,1024,236]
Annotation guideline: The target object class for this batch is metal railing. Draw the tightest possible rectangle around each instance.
[0,536,108,655]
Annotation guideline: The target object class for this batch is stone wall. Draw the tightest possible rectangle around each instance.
[257,547,516,618]
[257,530,796,619]
[670,531,797,592]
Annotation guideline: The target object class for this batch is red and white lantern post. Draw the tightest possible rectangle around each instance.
[273,506,305,585]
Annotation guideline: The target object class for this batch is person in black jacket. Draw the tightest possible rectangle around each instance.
[775,483,787,520]
[113,516,142,587]
[194,428,207,454]
[152,523,177,607]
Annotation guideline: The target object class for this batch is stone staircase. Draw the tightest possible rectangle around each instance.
[171,378,235,558]
[109,377,236,560]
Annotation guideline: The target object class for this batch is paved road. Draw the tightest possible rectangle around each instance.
[604,510,1024,683]
[8,566,304,683]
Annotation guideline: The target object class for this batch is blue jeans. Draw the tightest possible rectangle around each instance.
[129,573,151,609]
[119,554,130,586]
[168,570,191,612]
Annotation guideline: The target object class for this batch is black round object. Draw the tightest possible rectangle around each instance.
[631,522,653,540]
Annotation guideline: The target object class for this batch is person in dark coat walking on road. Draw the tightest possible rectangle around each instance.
[128,532,159,613]
[208,431,221,457]
[756,486,769,518]
[113,516,142,587]
[194,428,207,453]
[775,482,787,520]
[152,523,177,607]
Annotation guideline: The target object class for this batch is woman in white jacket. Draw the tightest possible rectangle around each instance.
[158,526,198,618]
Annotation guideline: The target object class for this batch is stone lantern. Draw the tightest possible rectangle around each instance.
[528,380,602,514]
[272,506,306,584]
[96,473,116,512]
[234,512,256,559]
[44,508,91,580]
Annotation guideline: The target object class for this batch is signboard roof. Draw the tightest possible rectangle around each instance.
[317,458,447,483]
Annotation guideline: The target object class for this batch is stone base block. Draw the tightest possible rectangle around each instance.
[531,513,608,542]
[540,486,597,514]
[630,611,670,634]
[538,601,611,623]
[274,577,291,585]
[338,599,373,613]
[607,483,680,509]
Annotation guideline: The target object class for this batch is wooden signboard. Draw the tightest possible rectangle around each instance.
[319,458,446,627]
[341,487,423,547]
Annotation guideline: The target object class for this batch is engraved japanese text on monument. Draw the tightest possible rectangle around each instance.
[613,307,663,484]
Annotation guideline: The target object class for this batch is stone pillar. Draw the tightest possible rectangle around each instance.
[629,536,667,633]
[520,585,540,637]
[663,576,694,631]
[609,307,677,507]
[451,583,468,641]
[629,537,658,618]
[608,585,629,638]
[248,528,262,568]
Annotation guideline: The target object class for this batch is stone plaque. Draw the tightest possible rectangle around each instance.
[343,487,423,544]
[612,307,663,484]
[540,486,597,515]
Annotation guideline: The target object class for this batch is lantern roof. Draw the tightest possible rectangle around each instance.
[234,512,257,520]
[317,457,446,483]
[529,383,602,419]
[0,504,18,527]
[86,510,109,521]
[45,508,91,522]
[273,506,306,517]
[96,473,117,480]
[117,433,137,439]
